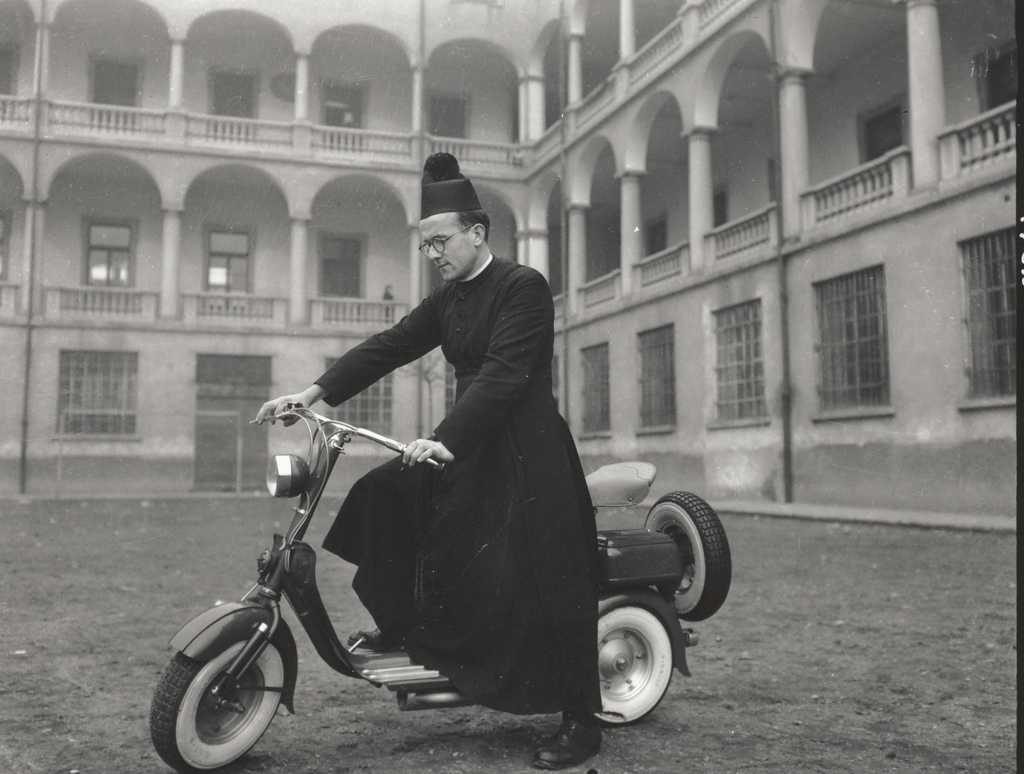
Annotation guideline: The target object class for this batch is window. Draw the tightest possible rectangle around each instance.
[0,47,15,95]
[973,43,1017,110]
[322,81,363,128]
[860,101,904,162]
[210,70,256,118]
[714,300,766,421]
[0,211,9,280]
[644,214,667,256]
[57,350,138,435]
[86,222,133,287]
[320,235,362,297]
[639,325,676,428]
[712,188,728,228]
[429,93,467,138]
[207,230,251,293]
[91,59,139,106]
[814,265,890,410]
[324,358,393,434]
[961,228,1015,397]
[581,343,610,433]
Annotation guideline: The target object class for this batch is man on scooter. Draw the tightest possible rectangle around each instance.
[255,152,602,770]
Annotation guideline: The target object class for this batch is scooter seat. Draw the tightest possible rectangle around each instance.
[585,461,657,507]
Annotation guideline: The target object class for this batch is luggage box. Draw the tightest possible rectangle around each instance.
[597,529,682,590]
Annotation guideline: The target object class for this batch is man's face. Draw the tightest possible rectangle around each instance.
[419,212,482,283]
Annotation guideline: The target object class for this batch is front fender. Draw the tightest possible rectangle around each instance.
[599,590,691,677]
[169,602,299,713]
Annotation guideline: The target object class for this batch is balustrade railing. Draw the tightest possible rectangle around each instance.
[182,293,288,326]
[0,283,20,317]
[801,147,910,227]
[575,81,614,130]
[533,121,563,162]
[312,126,414,162]
[46,100,166,137]
[0,96,33,130]
[310,297,408,327]
[706,204,777,261]
[700,0,743,28]
[43,286,159,319]
[186,115,293,148]
[428,136,524,169]
[579,269,621,308]
[629,17,685,85]
[635,241,689,286]
[939,102,1016,180]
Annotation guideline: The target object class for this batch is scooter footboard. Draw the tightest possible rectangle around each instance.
[169,602,299,712]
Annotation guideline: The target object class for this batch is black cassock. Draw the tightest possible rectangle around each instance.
[315,257,601,715]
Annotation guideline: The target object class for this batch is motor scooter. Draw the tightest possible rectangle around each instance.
[150,406,731,772]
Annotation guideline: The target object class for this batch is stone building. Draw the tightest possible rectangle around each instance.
[0,0,1015,514]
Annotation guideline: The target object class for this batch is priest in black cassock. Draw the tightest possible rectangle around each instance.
[255,153,602,769]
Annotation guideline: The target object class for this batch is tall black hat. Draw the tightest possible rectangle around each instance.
[420,152,482,218]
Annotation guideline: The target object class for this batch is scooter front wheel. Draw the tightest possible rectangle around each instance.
[150,641,284,772]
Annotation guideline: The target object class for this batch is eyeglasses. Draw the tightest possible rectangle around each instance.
[418,224,475,257]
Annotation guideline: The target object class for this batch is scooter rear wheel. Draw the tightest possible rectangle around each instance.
[150,641,283,772]
[595,605,673,725]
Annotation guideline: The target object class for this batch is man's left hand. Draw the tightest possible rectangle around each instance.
[402,439,454,467]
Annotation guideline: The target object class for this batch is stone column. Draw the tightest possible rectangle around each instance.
[411,63,425,161]
[409,225,423,305]
[527,229,549,279]
[618,170,643,296]
[566,204,587,316]
[525,74,546,141]
[19,200,40,314]
[294,53,310,122]
[289,217,309,325]
[687,127,715,271]
[517,76,529,143]
[567,33,583,105]
[905,0,946,188]
[620,0,636,60]
[778,69,810,239]
[159,207,182,319]
[168,39,185,109]
[35,22,50,94]
[516,231,530,266]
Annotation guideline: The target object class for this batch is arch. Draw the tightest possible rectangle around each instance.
[0,153,26,202]
[426,36,519,75]
[693,29,771,128]
[779,0,831,72]
[311,24,411,69]
[473,182,523,233]
[0,0,36,44]
[528,167,562,228]
[309,172,409,224]
[50,0,166,32]
[0,147,29,197]
[527,18,562,77]
[568,133,617,205]
[625,89,684,172]
[42,151,163,205]
[185,8,293,51]
[181,162,290,217]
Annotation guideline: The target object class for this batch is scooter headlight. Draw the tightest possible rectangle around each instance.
[266,454,310,498]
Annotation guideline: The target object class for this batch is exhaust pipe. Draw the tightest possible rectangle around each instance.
[397,689,474,711]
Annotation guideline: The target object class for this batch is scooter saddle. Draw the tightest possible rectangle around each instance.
[585,462,657,507]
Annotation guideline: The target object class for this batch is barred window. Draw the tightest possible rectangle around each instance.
[638,325,676,427]
[581,343,610,433]
[323,358,392,434]
[814,265,890,410]
[58,350,138,434]
[714,300,765,420]
[961,228,1015,397]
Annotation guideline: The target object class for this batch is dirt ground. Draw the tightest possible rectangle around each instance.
[0,495,1016,774]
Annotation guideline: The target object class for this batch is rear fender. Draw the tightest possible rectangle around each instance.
[598,590,691,677]
[169,602,299,712]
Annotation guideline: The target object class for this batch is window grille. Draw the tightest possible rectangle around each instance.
[961,228,1015,397]
[581,343,610,433]
[58,350,138,434]
[323,359,393,434]
[638,325,676,427]
[714,300,765,420]
[814,265,890,410]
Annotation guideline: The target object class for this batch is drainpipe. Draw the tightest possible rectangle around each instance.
[18,0,46,494]
[558,0,571,427]
[768,0,794,503]
[414,0,426,438]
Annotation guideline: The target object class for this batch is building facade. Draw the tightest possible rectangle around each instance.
[0,0,1015,512]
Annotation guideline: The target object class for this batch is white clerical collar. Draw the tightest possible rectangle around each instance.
[460,253,494,282]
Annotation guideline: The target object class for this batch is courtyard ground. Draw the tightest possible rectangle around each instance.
[0,495,1016,773]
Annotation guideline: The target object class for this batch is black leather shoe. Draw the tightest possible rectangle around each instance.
[532,714,601,770]
[346,628,403,652]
